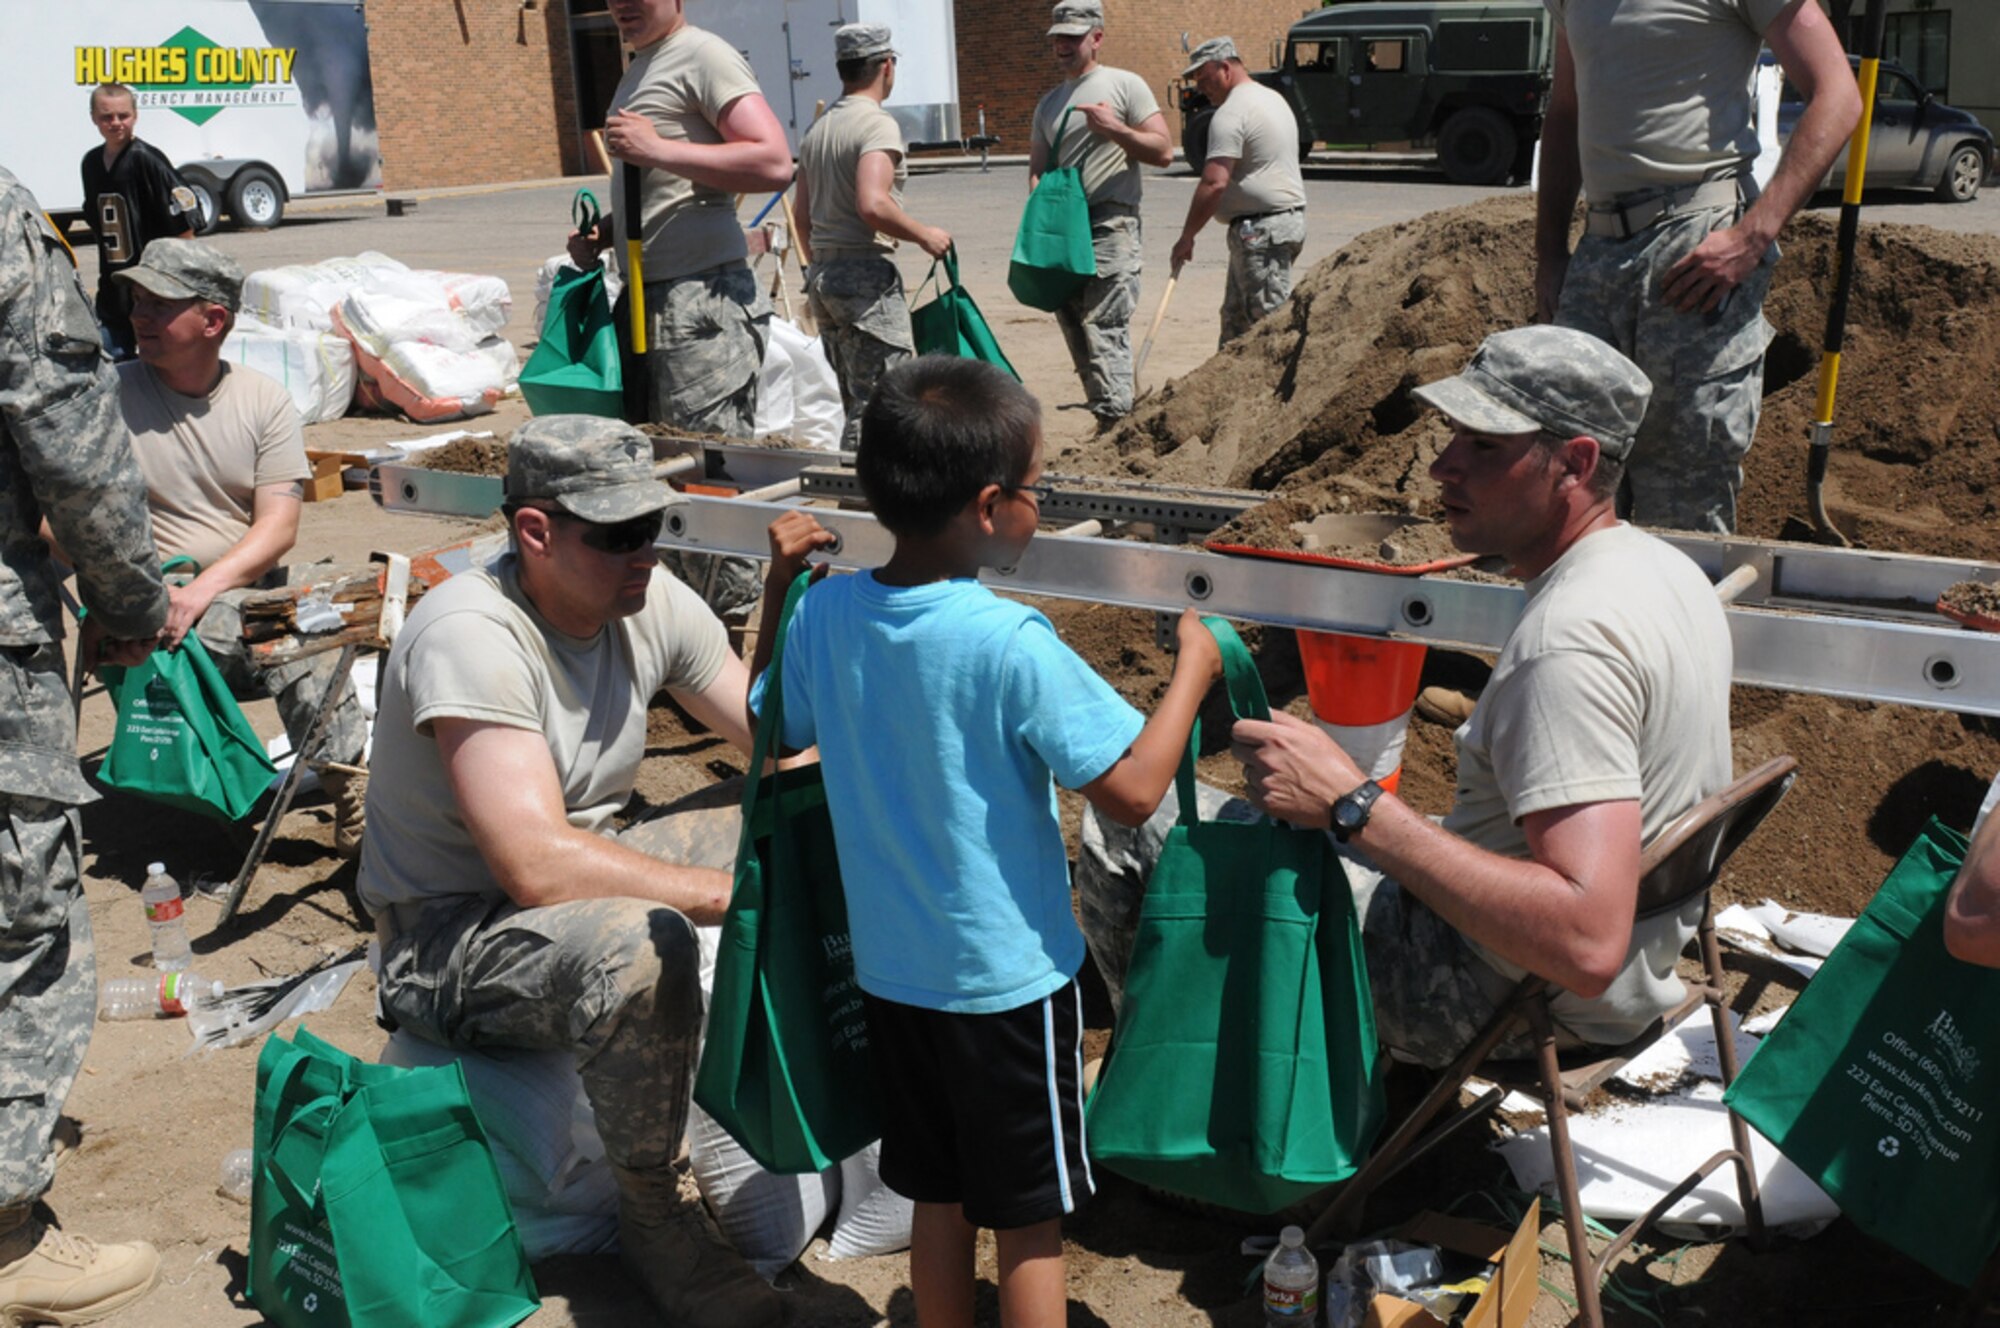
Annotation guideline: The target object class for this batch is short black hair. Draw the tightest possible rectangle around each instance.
[858,356,1040,538]
[837,54,890,88]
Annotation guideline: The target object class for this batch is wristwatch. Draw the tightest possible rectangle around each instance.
[1330,779,1384,843]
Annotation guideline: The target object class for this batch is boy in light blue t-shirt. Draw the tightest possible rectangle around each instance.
[750,355,1219,1327]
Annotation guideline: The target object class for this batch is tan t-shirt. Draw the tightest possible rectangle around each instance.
[116,360,308,573]
[357,554,733,913]
[798,95,906,259]
[1033,66,1160,209]
[1207,79,1306,221]
[608,24,763,281]
[1442,523,1733,1045]
[1547,0,1792,201]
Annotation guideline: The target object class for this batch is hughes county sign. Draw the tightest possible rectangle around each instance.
[74,28,302,125]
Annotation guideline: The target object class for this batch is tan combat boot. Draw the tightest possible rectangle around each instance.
[613,1161,783,1328]
[318,767,368,860]
[0,1221,160,1327]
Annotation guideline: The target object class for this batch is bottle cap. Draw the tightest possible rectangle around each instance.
[1280,1225,1304,1245]
[147,862,166,876]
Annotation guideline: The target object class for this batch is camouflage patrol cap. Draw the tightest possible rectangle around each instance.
[835,23,894,62]
[1413,326,1652,461]
[504,416,683,522]
[110,237,242,311]
[1180,36,1239,77]
[1048,0,1103,37]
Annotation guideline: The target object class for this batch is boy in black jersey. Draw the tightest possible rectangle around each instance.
[78,83,195,359]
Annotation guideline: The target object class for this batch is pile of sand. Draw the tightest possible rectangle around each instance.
[1060,195,2000,914]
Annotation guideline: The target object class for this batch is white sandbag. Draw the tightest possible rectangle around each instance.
[825,1142,913,1259]
[334,305,502,423]
[380,1029,618,1259]
[687,1104,838,1280]
[338,279,481,355]
[243,251,408,331]
[769,318,844,450]
[412,269,513,340]
[474,335,522,392]
[222,316,355,424]
[752,328,797,441]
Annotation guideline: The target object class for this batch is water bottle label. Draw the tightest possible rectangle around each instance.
[160,973,192,1016]
[146,896,185,923]
[1265,1284,1319,1318]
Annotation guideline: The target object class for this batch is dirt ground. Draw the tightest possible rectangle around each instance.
[56,172,1999,1326]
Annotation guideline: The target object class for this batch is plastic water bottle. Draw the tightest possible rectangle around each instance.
[98,971,222,1021]
[142,862,191,972]
[1264,1225,1321,1325]
[219,1148,254,1202]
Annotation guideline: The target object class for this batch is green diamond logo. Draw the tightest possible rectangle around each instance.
[143,27,248,125]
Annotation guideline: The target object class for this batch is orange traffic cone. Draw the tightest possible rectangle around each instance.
[1295,630,1427,795]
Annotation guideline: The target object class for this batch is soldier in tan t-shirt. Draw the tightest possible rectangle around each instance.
[1170,38,1309,346]
[1082,327,1735,1077]
[795,23,951,449]
[571,0,792,437]
[108,239,370,855]
[1030,0,1172,427]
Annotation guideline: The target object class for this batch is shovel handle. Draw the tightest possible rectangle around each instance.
[624,162,648,354]
[1134,271,1180,383]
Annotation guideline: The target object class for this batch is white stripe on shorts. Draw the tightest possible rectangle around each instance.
[1071,980,1093,1193]
[1042,988,1074,1213]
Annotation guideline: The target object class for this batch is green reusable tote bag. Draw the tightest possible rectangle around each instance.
[909,245,1021,380]
[1725,820,2000,1286]
[1007,108,1097,311]
[97,632,277,822]
[694,570,880,1173]
[250,1029,539,1328]
[519,191,624,418]
[1086,619,1386,1214]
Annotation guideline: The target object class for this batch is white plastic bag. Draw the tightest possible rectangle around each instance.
[338,280,480,355]
[222,315,356,424]
[412,269,513,340]
[825,1142,914,1259]
[768,318,844,450]
[752,328,798,441]
[380,1030,619,1259]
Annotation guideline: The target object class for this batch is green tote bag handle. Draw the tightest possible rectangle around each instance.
[1173,616,1270,830]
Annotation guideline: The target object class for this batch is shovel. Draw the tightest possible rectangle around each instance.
[1132,265,1181,402]
[1798,0,1886,547]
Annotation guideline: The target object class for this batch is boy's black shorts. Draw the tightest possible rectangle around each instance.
[861,978,1094,1229]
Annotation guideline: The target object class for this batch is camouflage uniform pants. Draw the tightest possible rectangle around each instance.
[644,263,772,440]
[0,795,92,1210]
[1554,201,1777,534]
[376,891,703,1173]
[1220,208,1306,346]
[645,264,772,616]
[1056,209,1142,424]
[1077,785,1576,1070]
[192,573,367,767]
[806,256,916,451]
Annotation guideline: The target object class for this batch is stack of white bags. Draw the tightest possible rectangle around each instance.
[236,251,519,424]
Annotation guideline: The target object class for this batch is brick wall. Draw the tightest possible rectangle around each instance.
[366,0,585,189]
[953,0,1312,154]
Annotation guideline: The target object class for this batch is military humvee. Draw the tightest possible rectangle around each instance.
[1178,1,1552,186]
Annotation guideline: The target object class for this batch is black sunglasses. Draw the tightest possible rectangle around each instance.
[540,507,665,554]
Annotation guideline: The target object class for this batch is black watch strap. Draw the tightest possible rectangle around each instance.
[1331,779,1384,843]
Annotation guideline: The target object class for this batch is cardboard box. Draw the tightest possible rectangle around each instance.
[1363,1198,1540,1328]
[304,450,369,503]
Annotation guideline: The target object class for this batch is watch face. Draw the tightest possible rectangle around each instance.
[1333,799,1363,831]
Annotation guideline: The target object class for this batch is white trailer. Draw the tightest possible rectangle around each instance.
[6,0,381,230]
[695,0,965,152]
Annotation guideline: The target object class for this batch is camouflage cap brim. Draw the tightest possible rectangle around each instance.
[1411,375,1544,438]
[108,266,206,303]
[555,478,684,523]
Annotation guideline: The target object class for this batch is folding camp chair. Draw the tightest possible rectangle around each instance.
[1304,755,1800,1328]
